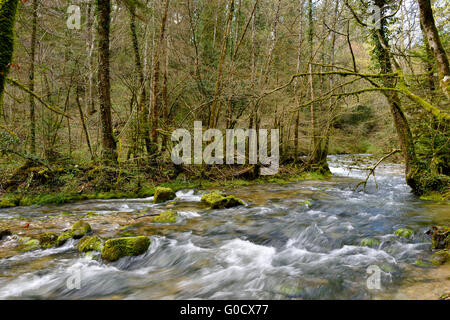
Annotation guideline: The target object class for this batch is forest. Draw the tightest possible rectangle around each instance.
[0,0,449,301]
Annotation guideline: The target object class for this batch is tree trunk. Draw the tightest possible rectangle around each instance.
[417,0,450,98]
[129,8,151,154]
[209,0,234,129]
[150,0,169,154]
[29,0,38,154]
[0,0,19,112]
[96,0,117,164]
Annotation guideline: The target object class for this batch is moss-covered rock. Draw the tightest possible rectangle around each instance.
[56,231,73,246]
[77,235,103,253]
[71,220,92,239]
[39,232,58,249]
[427,226,450,250]
[101,236,150,262]
[360,238,380,247]
[394,228,414,238]
[153,187,176,203]
[153,210,178,223]
[201,191,244,209]
[17,237,40,252]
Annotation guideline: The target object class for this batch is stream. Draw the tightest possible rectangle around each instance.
[0,154,448,300]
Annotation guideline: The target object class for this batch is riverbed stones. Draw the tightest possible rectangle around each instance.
[39,232,59,249]
[101,236,150,262]
[153,210,178,223]
[153,187,176,203]
[78,235,103,253]
[71,220,92,239]
[201,191,244,209]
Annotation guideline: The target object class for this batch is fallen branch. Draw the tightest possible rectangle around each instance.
[6,78,71,119]
[354,149,401,191]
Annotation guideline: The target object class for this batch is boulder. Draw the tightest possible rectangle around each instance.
[39,232,59,249]
[153,187,176,203]
[78,235,103,253]
[153,210,178,223]
[101,236,150,262]
[201,191,244,209]
[71,221,92,239]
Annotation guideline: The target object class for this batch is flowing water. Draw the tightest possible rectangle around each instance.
[0,155,448,300]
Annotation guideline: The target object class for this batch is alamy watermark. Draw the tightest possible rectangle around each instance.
[171,122,280,176]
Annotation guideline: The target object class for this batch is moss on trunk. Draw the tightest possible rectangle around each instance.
[0,0,19,107]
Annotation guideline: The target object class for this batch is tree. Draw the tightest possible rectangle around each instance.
[29,0,38,154]
[96,0,117,164]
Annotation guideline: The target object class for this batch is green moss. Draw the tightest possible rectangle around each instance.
[56,231,73,246]
[101,236,150,262]
[360,238,380,247]
[153,210,178,223]
[77,235,103,253]
[38,232,58,249]
[153,187,176,203]
[201,191,244,209]
[394,228,414,238]
[71,220,92,239]
[420,192,449,202]
[17,237,40,252]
